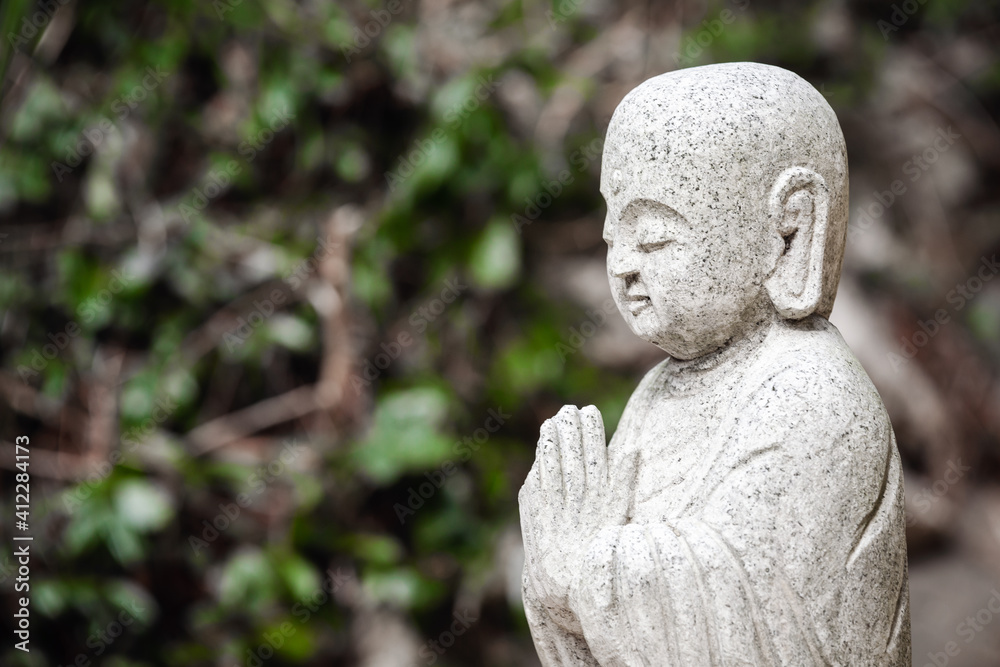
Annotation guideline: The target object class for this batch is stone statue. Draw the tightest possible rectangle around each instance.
[518,62,910,666]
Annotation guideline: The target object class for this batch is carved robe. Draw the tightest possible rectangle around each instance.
[524,318,910,666]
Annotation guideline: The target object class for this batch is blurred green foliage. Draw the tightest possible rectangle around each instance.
[0,0,998,665]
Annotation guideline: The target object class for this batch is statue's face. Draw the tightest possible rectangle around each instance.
[601,144,772,360]
[597,65,849,355]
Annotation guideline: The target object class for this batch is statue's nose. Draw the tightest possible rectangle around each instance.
[608,245,638,278]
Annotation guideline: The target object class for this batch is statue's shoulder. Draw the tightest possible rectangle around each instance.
[739,317,892,440]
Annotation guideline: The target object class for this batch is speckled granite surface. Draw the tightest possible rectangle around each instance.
[519,62,911,666]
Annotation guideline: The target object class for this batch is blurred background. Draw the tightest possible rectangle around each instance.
[0,0,998,665]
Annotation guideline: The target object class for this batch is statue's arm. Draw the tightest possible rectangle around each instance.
[692,366,910,666]
[522,592,601,667]
[566,360,908,666]
[567,520,776,666]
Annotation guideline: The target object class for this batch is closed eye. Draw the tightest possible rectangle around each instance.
[638,239,671,252]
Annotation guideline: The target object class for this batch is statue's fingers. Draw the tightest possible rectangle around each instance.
[621,447,641,481]
[579,405,608,489]
[607,448,640,523]
[555,405,586,502]
[519,462,551,549]
[518,461,540,508]
[537,418,563,496]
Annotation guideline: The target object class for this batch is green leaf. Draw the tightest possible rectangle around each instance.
[344,533,403,566]
[274,620,316,660]
[219,548,280,610]
[112,479,174,533]
[33,580,66,617]
[104,579,158,625]
[362,567,445,610]
[105,521,144,565]
[10,78,65,141]
[469,217,521,290]
[120,372,159,422]
[334,143,371,183]
[352,387,455,484]
[267,314,315,351]
[276,552,322,604]
[84,165,122,222]
[62,499,110,556]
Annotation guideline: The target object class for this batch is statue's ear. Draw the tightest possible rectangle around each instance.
[764,167,829,320]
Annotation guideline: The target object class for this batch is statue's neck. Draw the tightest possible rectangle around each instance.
[661,310,777,393]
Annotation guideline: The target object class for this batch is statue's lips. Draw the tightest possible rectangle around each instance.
[626,294,651,314]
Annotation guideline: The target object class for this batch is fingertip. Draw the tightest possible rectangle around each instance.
[559,405,583,430]
[556,404,579,421]
[539,418,558,443]
[580,404,602,422]
[580,405,605,437]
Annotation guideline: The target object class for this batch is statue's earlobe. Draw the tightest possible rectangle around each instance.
[764,167,829,320]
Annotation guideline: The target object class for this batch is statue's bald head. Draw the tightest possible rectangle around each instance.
[602,63,849,357]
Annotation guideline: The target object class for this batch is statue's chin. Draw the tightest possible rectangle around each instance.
[621,313,666,349]
[621,300,740,360]
[645,333,701,360]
